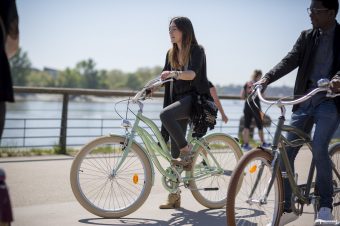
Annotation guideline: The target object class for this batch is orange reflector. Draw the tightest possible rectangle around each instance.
[249,165,257,174]
[133,174,139,184]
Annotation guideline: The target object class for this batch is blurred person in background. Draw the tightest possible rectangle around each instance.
[209,81,228,124]
[240,69,270,151]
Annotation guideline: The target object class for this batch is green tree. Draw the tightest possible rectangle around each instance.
[9,48,32,86]
[135,67,152,84]
[96,69,108,89]
[149,66,163,78]
[126,73,141,90]
[26,71,55,87]
[125,66,163,90]
[56,68,82,88]
[76,59,98,89]
[101,69,127,89]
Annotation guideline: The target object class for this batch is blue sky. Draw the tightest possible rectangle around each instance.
[17,0,340,87]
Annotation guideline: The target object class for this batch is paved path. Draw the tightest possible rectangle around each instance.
[0,148,327,226]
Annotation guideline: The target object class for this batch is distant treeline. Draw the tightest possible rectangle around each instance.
[10,48,293,96]
[10,48,163,91]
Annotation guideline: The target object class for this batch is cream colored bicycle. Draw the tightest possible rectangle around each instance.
[70,76,243,218]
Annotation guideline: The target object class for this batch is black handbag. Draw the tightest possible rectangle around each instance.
[191,94,218,138]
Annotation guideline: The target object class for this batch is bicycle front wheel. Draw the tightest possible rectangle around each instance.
[329,142,340,221]
[226,149,283,226]
[189,134,242,208]
[70,135,153,218]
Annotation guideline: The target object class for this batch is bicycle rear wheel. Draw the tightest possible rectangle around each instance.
[70,135,152,218]
[189,134,242,208]
[226,148,283,226]
[329,142,340,221]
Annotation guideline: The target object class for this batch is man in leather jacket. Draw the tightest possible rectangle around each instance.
[258,0,340,225]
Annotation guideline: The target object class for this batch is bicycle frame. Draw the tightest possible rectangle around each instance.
[265,117,314,205]
[114,98,225,189]
[251,82,340,211]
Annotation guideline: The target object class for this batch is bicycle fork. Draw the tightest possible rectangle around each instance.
[248,116,284,205]
[247,150,281,205]
[263,150,281,204]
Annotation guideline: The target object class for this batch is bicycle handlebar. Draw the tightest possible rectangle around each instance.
[252,78,340,106]
[132,76,173,103]
[254,85,329,105]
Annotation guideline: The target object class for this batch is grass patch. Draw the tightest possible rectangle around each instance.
[0,148,54,157]
[0,146,79,158]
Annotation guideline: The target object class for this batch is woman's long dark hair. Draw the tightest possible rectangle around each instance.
[168,17,198,69]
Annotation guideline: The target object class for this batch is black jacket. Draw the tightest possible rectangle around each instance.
[264,22,340,112]
[0,0,19,102]
[162,44,211,109]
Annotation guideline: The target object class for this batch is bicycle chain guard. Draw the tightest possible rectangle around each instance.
[161,166,182,193]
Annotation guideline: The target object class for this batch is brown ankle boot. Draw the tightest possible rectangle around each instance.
[159,192,181,209]
[171,145,193,170]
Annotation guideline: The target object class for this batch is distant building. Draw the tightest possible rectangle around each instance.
[43,67,59,78]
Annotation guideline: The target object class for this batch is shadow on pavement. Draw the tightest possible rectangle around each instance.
[78,208,226,226]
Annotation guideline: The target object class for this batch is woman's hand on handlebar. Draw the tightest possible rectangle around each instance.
[161,71,171,80]
[161,71,178,80]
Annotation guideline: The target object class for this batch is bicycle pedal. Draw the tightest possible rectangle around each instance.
[204,187,219,191]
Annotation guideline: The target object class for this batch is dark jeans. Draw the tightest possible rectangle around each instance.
[281,100,340,210]
[0,101,5,140]
[160,95,192,158]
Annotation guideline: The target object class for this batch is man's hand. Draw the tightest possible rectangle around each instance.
[330,75,340,93]
[254,77,269,92]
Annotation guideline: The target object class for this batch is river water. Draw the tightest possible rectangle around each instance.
[2,94,292,148]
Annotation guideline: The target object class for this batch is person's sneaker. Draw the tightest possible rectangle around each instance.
[314,207,338,225]
[267,211,298,226]
[261,142,271,148]
[241,143,252,152]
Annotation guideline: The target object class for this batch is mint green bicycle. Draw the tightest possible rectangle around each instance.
[70,76,243,218]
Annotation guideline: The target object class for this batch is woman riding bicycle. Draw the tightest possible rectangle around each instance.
[156,16,213,209]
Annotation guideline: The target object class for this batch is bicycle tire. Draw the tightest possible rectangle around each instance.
[189,133,242,208]
[70,135,153,218]
[226,148,284,226]
[329,142,340,221]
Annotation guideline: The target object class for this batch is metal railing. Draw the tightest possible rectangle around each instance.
[1,86,274,153]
